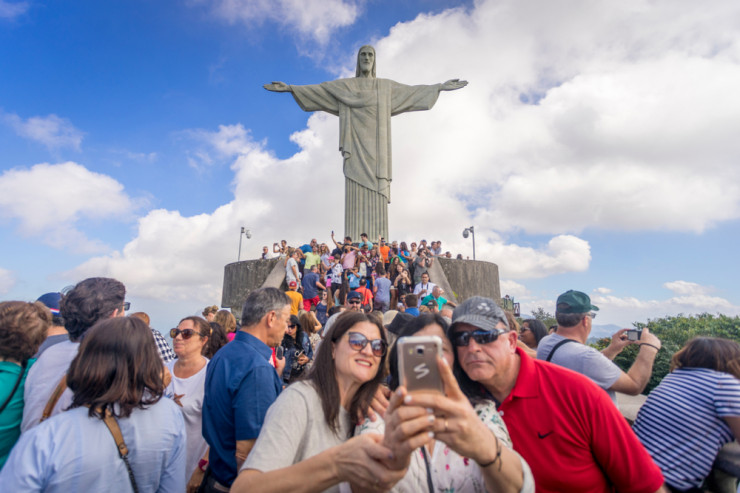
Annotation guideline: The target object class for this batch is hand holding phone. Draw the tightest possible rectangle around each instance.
[397,336,444,394]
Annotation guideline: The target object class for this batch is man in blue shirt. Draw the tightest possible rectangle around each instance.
[201,287,291,491]
[301,264,325,311]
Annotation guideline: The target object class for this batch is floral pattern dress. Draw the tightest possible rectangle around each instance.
[353,400,534,493]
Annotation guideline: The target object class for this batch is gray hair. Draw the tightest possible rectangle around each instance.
[240,288,290,327]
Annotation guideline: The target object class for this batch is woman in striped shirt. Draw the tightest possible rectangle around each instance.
[633,337,740,493]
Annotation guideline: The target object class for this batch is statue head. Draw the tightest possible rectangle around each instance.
[355,45,376,78]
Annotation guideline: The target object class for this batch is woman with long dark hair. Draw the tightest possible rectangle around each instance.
[231,311,421,492]
[519,319,548,350]
[1,316,186,491]
[280,314,313,384]
[633,337,740,492]
[357,313,532,492]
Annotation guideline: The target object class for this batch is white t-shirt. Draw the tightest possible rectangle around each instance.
[412,282,437,306]
[21,340,79,432]
[285,258,300,283]
[165,358,209,482]
[242,380,351,493]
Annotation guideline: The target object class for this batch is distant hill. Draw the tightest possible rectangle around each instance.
[587,324,622,343]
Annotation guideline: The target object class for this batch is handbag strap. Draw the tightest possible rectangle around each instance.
[101,410,139,493]
[0,361,27,414]
[40,374,67,422]
[545,338,576,362]
[420,446,435,493]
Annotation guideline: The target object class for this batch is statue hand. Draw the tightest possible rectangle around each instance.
[440,79,468,91]
[264,81,291,92]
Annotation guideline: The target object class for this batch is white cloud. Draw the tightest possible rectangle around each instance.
[0,162,140,252]
[591,282,740,327]
[68,123,587,304]
[3,112,84,150]
[198,0,360,45]
[66,0,740,310]
[0,268,16,295]
[0,0,28,19]
[500,280,529,299]
[595,287,612,294]
[663,280,712,296]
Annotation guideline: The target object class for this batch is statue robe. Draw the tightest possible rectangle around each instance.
[290,77,440,240]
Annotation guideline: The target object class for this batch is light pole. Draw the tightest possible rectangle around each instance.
[237,227,252,261]
[462,226,475,260]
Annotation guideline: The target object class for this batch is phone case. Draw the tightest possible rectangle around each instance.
[397,335,444,394]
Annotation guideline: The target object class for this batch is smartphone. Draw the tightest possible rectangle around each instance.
[397,335,444,394]
[626,329,642,341]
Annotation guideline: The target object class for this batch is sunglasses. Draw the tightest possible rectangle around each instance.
[170,328,203,340]
[452,328,507,347]
[288,324,297,329]
[348,300,362,305]
[347,331,387,357]
[587,312,597,319]
[122,301,131,311]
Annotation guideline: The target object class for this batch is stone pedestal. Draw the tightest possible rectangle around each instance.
[221,257,500,314]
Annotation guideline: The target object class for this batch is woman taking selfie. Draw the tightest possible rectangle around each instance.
[356,314,533,492]
[231,311,417,492]
[1,316,186,491]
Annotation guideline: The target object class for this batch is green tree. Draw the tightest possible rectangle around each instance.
[590,313,740,394]
[529,307,557,329]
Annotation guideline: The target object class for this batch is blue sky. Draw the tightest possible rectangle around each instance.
[1,0,739,331]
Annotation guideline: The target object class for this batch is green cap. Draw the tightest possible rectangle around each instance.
[555,290,599,314]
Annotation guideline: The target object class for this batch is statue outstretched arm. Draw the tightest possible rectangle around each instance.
[264,81,292,93]
[440,79,468,91]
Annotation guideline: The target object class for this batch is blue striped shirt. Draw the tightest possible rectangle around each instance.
[633,368,740,490]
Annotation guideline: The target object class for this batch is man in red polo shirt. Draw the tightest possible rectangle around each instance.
[447,296,667,493]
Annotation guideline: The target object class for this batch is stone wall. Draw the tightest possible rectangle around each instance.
[222,257,501,312]
[436,258,500,303]
[221,258,283,312]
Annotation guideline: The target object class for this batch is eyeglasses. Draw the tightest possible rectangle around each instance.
[520,327,530,333]
[586,312,597,319]
[452,328,507,347]
[347,332,387,357]
[170,328,203,340]
[348,300,362,305]
[288,324,297,329]
[122,302,131,311]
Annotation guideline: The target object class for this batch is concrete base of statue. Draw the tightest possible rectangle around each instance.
[221,257,500,315]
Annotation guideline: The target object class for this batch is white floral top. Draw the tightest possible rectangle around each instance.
[352,400,534,493]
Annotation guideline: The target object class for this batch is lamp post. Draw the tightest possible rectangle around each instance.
[237,227,252,261]
[462,226,475,260]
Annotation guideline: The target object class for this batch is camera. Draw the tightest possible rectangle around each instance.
[626,329,642,342]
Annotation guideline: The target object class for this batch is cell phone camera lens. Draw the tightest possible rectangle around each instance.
[416,346,424,355]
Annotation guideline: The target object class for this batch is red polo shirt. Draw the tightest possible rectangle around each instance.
[499,347,664,493]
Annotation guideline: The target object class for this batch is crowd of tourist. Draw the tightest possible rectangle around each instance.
[0,265,738,492]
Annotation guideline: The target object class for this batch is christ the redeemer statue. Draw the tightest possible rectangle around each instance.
[264,45,467,240]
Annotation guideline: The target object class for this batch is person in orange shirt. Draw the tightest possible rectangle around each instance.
[354,277,374,311]
[284,281,303,315]
[378,236,390,269]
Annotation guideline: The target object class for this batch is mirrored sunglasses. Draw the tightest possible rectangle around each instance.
[452,328,507,347]
[170,328,201,340]
[347,331,387,357]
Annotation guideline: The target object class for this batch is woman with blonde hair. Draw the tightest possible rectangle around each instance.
[214,309,237,342]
